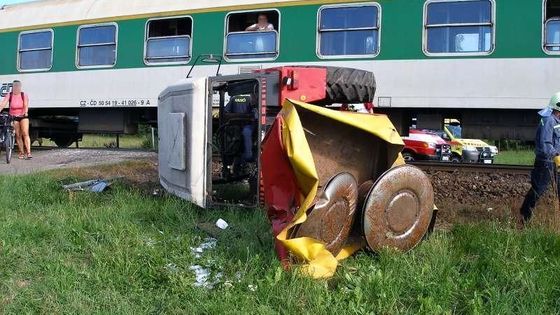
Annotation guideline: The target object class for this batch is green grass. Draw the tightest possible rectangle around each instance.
[1,170,560,314]
[39,134,153,150]
[494,150,535,166]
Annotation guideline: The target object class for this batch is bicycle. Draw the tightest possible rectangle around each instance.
[0,113,15,164]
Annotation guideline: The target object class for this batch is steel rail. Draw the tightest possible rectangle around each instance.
[410,162,533,175]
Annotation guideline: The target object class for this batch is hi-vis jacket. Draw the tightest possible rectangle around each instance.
[535,112,560,161]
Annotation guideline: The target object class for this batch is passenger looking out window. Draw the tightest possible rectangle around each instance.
[245,13,275,31]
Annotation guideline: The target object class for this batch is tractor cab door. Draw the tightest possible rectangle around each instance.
[207,73,279,207]
[158,78,210,208]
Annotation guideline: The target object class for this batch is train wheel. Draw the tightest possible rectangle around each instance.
[53,136,75,148]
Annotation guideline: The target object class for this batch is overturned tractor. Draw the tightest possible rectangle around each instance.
[158,66,435,277]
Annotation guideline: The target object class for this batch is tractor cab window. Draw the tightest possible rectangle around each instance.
[424,0,494,55]
[545,0,560,52]
[211,79,260,206]
[145,16,192,64]
[318,4,380,57]
[225,10,280,60]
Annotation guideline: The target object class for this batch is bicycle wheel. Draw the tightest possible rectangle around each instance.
[5,131,12,164]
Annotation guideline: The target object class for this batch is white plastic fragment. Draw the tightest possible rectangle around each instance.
[216,218,229,230]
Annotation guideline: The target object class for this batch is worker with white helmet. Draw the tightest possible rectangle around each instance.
[520,92,560,225]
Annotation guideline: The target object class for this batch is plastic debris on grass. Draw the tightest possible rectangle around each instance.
[196,219,231,238]
[216,218,229,230]
[190,237,217,259]
[62,177,123,192]
[189,237,223,289]
[187,220,233,289]
[190,265,223,289]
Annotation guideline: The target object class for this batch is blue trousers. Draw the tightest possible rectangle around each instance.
[520,159,560,222]
[241,125,254,162]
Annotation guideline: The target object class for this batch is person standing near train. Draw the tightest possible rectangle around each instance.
[0,80,32,159]
[519,91,560,225]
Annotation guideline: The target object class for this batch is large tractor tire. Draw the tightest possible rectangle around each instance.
[324,67,376,105]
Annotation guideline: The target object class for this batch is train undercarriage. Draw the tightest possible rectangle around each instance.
[26,105,537,148]
[27,107,157,147]
[380,108,539,142]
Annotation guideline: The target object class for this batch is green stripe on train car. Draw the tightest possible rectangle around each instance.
[0,0,555,76]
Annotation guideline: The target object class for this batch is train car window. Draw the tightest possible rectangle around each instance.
[18,30,53,71]
[225,10,279,60]
[424,0,494,55]
[544,0,560,53]
[317,4,380,58]
[77,24,117,68]
[145,16,192,64]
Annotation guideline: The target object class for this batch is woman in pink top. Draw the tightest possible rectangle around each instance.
[0,80,31,159]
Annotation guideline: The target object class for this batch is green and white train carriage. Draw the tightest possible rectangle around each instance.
[0,0,559,145]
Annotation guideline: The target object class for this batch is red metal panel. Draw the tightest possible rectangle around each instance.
[260,116,299,267]
[260,67,328,105]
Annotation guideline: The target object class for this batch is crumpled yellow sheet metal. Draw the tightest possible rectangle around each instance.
[276,99,405,278]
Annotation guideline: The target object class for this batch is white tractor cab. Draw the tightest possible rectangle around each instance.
[158,72,279,208]
[158,65,383,208]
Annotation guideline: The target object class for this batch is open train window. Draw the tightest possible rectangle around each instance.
[224,10,280,60]
[423,0,495,56]
[317,3,381,58]
[145,16,192,64]
[77,23,117,68]
[18,29,53,72]
[544,0,560,53]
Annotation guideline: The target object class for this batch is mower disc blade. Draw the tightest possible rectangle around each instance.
[294,172,358,256]
[362,165,434,252]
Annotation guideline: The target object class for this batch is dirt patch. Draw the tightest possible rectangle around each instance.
[427,170,560,230]
[0,148,156,175]
[48,158,159,194]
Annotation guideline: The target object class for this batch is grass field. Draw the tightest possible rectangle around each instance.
[1,162,560,314]
[494,150,535,166]
[38,134,153,150]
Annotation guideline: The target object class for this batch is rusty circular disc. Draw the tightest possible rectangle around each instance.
[362,165,434,252]
[294,172,358,256]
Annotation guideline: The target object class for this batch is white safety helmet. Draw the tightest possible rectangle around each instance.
[549,91,560,112]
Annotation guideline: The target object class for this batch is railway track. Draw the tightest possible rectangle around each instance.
[411,162,533,175]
